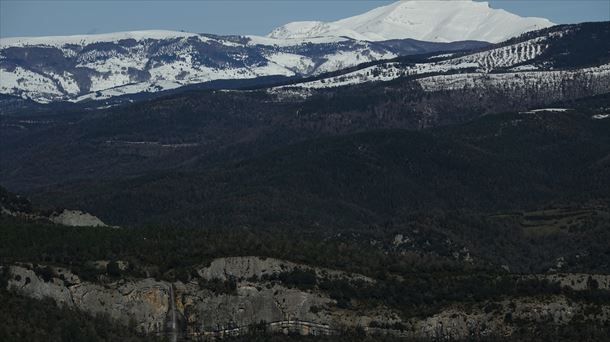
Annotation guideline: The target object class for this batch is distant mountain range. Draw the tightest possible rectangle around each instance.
[0,31,487,104]
[2,21,608,193]
[275,23,610,90]
[0,0,559,104]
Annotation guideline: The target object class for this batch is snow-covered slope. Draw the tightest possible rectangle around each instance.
[274,23,608,91]
[0,30,489,104]
[268,0,554,43]
[284,35,551,90]
[0,30,404,103]
[0,30,201,48]
[0,0,559,104]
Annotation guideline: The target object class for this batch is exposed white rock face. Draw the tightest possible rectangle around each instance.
[539,274,610,291]
[50,209,107,227]
[4,263,610,339]
[7,265,171,333]
[1,203,108,228]
[268,0,554,43]
[182,281,334,334]
[6,266,75,306]
[4,260,390,336]
[198,256,373,283]
[413,296,591,340]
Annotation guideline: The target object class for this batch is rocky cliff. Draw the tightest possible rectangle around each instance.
[4,257,399,339]
[4,257,610,340]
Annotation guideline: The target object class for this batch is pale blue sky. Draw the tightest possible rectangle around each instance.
[1,1,609,38]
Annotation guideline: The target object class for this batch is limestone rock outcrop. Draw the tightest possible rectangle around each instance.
[198,256,373,283]
[50,209,108,227]
[4,258,392,337]
[8,264,170,333]
[4,259,610,340]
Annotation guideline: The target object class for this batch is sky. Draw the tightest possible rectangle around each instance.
[1,0,609,38]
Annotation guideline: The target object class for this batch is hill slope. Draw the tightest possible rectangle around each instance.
[19,105,610,276]
[277,22,610,90]
[30,106,610,229]
[0,31,486,104]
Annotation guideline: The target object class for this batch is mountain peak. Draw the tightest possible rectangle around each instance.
[268,0,555,43]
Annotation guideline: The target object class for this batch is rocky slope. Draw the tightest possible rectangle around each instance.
[3,258,398,338]
[4,258,610,340]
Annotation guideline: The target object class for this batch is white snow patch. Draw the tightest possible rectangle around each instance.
[264,52,316,75]
[592,114,610,120]
[428,53,455,60]
[530,108,570,112]
[511,65,540,71]
[520,108,571,114]
[417,64,610,92]
[246,35,349,47]
[0,66,64,102]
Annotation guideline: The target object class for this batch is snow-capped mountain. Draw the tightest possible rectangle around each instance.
[268,0,554,43]
[0,31,387,103]
[0,0,559,104]
[272,22,610,97]
[0,30,488,104]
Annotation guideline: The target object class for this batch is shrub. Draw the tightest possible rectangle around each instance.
[106,261,121,277]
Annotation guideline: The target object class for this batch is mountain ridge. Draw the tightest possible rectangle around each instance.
[0,29,487,104]
[268,0,554,43]
[0,0,559,105]
[273,22,610,90]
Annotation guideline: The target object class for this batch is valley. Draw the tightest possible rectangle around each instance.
[2,99,610,340]
[1,1,609,341]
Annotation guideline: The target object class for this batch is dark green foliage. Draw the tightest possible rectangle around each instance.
[534,22,610,69]
[587,276,600,290]
[0,186,33,213]
[0,216,428,280]
[8,109,608,277]
[0,267,9,289]
[315,274,571,318]
[4,34,609,194]
[106,261,121,277]
[34,265,55,283]
[266,269,318,290]
[368,321,407,330]
[3,215,608,321]
[1,203,609,340]
[24,109,610,233]
[77,263,105,282]
[198,277,237,295]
